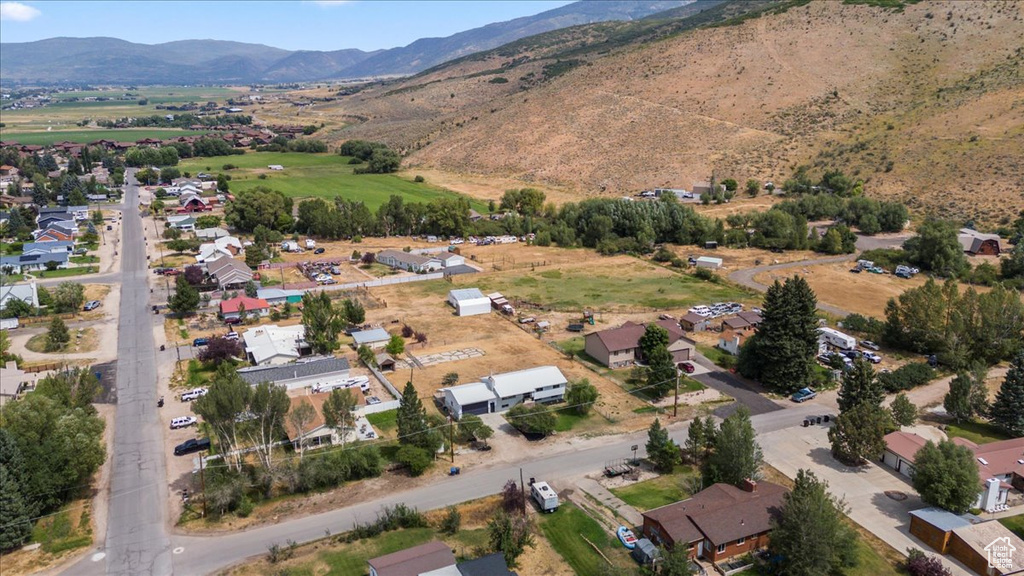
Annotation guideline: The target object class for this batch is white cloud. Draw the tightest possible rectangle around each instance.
[0,1,41,22]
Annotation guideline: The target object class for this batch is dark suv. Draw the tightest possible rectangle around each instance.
[173,438,211,456]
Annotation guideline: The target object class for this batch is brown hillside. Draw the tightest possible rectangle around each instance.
[326,0,1024,224]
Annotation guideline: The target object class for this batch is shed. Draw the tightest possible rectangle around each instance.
[374,352,396,372]
[695,256,723,269]
[631,538,661,566]
[909,508,973,554]
[352,327,390,350]
[448,288,490,317]
[679,312,710,332]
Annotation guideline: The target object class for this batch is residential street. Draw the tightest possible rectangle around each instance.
[62,170,173,576]
[166,403,824,575]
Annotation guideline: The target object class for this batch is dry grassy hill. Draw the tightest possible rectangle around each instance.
[321,0,1024,224]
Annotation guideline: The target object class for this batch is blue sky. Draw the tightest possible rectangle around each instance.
[0,1,575,51]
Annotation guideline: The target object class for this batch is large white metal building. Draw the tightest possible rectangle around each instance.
[448,288,490,317]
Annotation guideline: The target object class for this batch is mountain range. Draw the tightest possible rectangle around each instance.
[0,1,692,85]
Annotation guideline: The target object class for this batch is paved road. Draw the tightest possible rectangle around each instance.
[728,255,855,317]
[65,169,172,575]
[690,357,783,417]
[169,403,825,575]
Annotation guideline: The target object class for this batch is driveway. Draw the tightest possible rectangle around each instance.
[691,355,784,417]
[761,425,973,576]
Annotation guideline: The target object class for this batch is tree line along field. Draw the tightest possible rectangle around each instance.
[0,129,209,146]
[178,151,490,212]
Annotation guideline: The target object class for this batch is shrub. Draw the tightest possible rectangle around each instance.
[396,445,432,476]
[878,362,936,393]
[401,324,414,338]
[906,548,952,576]
[841,313,885,338]
[413,175,425,183]
[694,268,717,282]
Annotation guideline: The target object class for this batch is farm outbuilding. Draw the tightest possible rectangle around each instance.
[448,288,490,317]
[695,256,723,269]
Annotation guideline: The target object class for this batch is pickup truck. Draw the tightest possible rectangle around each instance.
[791,388,817,403]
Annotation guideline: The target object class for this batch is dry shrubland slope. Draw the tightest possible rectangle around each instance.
[329,0,1024,224]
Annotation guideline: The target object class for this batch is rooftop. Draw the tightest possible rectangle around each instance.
[238,356,349,387]
[587,320,685,353]
[242,324,307,365]
[909,507,974,533]
[449,288,487,302]
[367,541,455,576]
[644,482,788,546]
[483,365,567,398]
[352,327,390,345]
[220,296,269,314]
[445,381,497,406]
[951,521,1024,573]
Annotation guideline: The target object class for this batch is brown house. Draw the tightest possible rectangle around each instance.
[721,311,763,332]
[584,319,696,368]
[958,228,1002,256]
[910,508,1024,575]
[679,312,710,332]
[642,480,788,563]
[367,540,455,576]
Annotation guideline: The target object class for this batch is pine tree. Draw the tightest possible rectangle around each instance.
[397,382,435,452]
[168,274,199,317]
[837,359,883,413]
[769,469,857,576]
[990,351,1024,437]
[751,277,819,393]
[944,373,974,423]
[646,345,677,399]
[890,393,918,427]
[0,430,33,551]
[645,419,678,472]
[704,407,763,487]
[829,403,890,465]
[45,316,70,352]
[684,416,707,465]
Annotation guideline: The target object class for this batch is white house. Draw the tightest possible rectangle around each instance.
[242,324,310,365]
[441,366,568,419]
[0,252,68,274]
[195,227,230,240]
[0,283,38,310]
[237,356,349,391]
[195,236,243,263]
[21,241,73,256]
[376,249,442,273]
[167,215,196,231]
[448,288,490,317]
[717,330,748,355]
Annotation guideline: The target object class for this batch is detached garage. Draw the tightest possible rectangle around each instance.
[448,288,490,317]
[882,431,928,478]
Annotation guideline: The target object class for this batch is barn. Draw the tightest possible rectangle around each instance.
[447,288,490,317]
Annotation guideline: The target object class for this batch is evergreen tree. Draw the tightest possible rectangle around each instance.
[646,344,677,399]
[684,416,707,465]
[890,393,918,427]
[645,418,679,472]
[837,359,883,413]
[45,315,70,352]
[829,403,890,465]
[168,274,199,317]
[704,407,762,487]
[943,373,976,423]
[769,469,857,576]
[300,291,344,354]
[990,351,1024,437]
[912,440,980,514]
[396,382,438,452]
[746,277,819,393]
[0,429,33,551]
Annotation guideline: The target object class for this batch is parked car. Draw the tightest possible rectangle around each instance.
[860,340,880,351]
[678,362,695,374]
[83,300,101,311]
[163,269,181,276]
[366,396,382,405]
[224,331,239,340]
[192,337,209,347]
[173,437,211,456]
[180,388,208,402]
[791,388,817,403]
[314,247,326,254]
[224,317,242,325]
[170,416,197,429]
[849,267,862,274]
[863,352,882,364]
[844,350,863,360]
[74,247,88,255]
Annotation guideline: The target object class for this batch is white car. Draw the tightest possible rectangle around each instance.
[170,416,197,429]
[863,352,882,364]
[180,388,208,402]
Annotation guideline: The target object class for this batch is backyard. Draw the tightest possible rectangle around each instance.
[538,502,634,575]
[944,419,1011,444]
[609,466,700,511]
[178,152,489,211]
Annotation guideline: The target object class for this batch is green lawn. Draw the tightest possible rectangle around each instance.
[70,255,100,265]
[0,128,209,146]
[539,502,632,575]
[847,534,901,576]
[945,420,1011,444]
[697,344,737,369]
[36,266,98,279]
[0,274,25,283]
[610,466,699,511]
[366,409,398,432]
[178,152,488,212]
[554,408,591,432]
[999,514,1024,539]
[468,259,754,312]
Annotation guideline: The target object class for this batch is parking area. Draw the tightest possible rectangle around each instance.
[761,425,973,576]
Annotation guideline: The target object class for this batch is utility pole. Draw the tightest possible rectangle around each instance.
[199,450,207,518]
[673,373,680,418]
[519,468,526,514]
[449,415,455,463]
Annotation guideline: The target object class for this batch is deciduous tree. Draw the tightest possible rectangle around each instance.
[564,378,598,415]
[912,440,980,514]
[322,388,356,447]
[288,399,316,461]
[506,403,556,437]
[300,291,344,354]
[488,509,535,568]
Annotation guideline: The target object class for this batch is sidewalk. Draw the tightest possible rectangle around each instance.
[576,477,644,527]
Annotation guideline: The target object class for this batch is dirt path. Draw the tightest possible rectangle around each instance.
[728,254,856,316]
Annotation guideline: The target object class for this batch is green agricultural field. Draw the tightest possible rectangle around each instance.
[179,152,488,212]
[465,258,756,312]
[0,129,208,146]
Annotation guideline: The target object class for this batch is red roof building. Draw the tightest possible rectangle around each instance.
[219,296,269,319]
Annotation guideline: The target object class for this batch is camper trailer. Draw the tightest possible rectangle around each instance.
[818,327,856,350]
[530,480,559,513]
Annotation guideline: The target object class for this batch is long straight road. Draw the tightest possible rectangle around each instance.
[65,170,172,575]
[169,403,825,575]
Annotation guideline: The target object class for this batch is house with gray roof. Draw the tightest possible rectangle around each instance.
[376,249,442,273]
[351,327,391,350]
[0,252,68,274]
[441,365,567,419]
[21,241,74,256]
[237,356,350,391]
[0,282,38,310]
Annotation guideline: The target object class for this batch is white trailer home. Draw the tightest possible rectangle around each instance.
[818,327,856,350]
[531,480,559,513]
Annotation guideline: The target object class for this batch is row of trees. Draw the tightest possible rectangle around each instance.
[0,369,106,550]
[124,145,181,168]
[883,278,1023,370]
